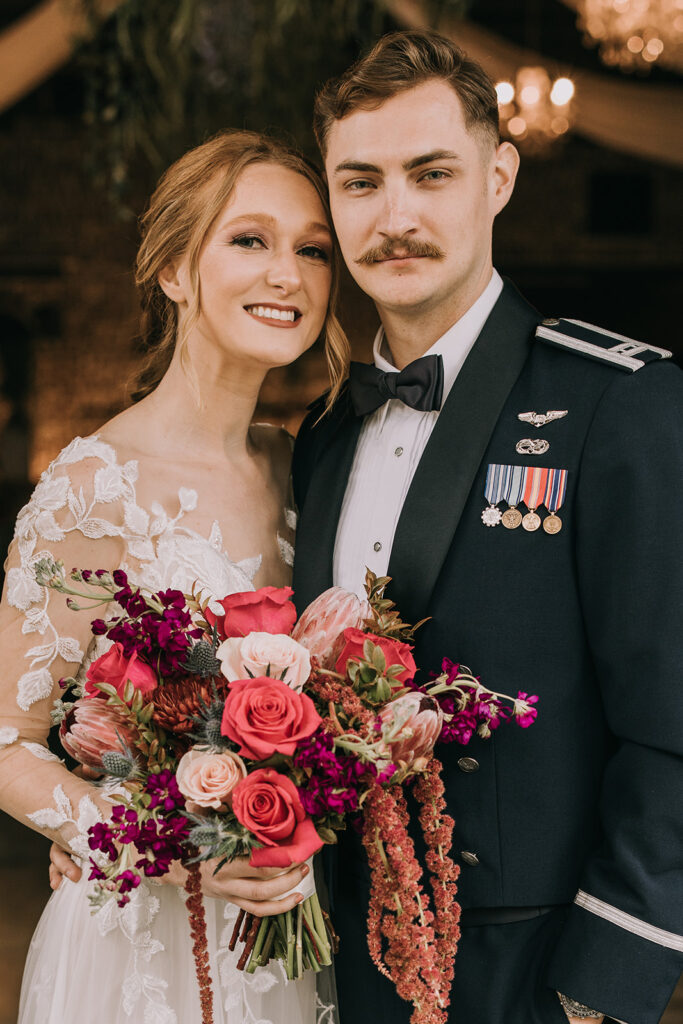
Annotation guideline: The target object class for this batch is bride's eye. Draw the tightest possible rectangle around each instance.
[231,234,266,249]
[298,244,329,262]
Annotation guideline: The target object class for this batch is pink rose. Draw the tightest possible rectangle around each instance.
[335,628,417,691]
[59,698,140,769]
[232,768,323,868]
[220,676,322,761]
[176,748,247,811]
[205,587,297,641]
[217,632,311,692]
[292,587,371,668]
[84,643,157,700]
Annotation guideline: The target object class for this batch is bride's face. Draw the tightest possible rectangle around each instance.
[177,162,333,371]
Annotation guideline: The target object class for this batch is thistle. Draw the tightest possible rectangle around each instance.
[182,639,222,679]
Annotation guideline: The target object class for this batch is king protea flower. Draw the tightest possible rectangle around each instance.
[292,587,371,668]
[60,698,140,770]
[379,692,444,767]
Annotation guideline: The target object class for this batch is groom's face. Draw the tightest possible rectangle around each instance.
[325,80,511,319]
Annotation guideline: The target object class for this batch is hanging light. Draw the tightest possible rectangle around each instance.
[573,0,683,72]
[496,68,576,153]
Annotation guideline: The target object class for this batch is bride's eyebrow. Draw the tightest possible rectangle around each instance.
[222,213,331,237]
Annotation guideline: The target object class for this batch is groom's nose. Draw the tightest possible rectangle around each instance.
[265,249,302,293]
[375,180,419,239]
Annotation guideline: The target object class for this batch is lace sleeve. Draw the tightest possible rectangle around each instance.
[0,437,134,857]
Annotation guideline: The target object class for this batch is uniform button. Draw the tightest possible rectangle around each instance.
[457,757,480,773]
[542,317,560,326]
[394,446,404,457]
[461,851,479,866]
[373,541,382,552]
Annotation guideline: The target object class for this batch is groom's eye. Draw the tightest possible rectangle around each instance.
[231,233,267,249]
[344,179,376,192]
[418,169,450,183]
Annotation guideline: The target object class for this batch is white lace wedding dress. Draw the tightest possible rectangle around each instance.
[0,435,336,1024]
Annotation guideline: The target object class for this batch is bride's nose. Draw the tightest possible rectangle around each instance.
[265,249,302,293]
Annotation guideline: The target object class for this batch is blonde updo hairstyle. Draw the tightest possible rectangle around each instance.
[132,129,349,407]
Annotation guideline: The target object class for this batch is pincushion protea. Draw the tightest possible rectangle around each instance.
[153,677,228,734]
[291,586,371,668]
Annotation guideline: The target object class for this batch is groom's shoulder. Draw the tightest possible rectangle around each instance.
[533,316,673,374]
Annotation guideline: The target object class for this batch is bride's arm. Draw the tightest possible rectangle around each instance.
[0,456,130,857]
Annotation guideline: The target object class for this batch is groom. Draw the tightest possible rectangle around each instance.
[292,29,683,1024]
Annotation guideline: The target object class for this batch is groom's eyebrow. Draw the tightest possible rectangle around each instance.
[333,150,462,175]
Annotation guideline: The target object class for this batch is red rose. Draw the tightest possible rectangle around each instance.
[335,628,417,690]
[84,643,157,700]
[205,586,297,640]
[220,676,321,760]
[232,768,323,868]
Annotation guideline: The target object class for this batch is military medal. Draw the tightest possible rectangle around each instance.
[542,468,568,534]
[501,465,524,529]
[521,466,549,532]
[481,463,512,527]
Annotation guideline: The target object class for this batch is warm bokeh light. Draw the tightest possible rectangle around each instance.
[550,78,575,105]
[507,116,527,137]
[495,81,515,105]
[574,0,683,72]
[519,85,541,105]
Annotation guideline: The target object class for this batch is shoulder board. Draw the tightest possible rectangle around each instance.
[536,318,672,372]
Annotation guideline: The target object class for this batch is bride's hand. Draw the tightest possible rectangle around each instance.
[164,856,310,917]
[49,842,82,889]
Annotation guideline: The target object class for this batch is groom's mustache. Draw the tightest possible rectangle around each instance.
[355,236,445,265]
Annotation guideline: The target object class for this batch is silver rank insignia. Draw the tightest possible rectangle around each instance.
[517,410,568,428]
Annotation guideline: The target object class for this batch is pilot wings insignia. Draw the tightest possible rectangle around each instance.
[517,410,568,428]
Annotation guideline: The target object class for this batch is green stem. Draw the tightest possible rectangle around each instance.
[296,903,304,979]
[286,909,295,980]
[245,916,270,974]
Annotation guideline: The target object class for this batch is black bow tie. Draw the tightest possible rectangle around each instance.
[347,354,444,417]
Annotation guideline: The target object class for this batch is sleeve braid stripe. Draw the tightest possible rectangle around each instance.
[574,890,683,952]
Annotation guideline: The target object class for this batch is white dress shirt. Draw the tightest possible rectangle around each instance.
[333,270,504,597]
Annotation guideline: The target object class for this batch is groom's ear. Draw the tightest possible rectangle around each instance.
[157,261,187,303]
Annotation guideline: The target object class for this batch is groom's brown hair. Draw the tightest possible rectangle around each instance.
[313,29,499,156]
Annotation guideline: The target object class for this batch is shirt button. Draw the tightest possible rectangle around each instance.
[457,757,480,773]
[373,541,382,552]
[461,851,480,866]
[394,446,404,457]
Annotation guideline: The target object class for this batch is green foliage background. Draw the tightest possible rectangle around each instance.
[77,0,469,210]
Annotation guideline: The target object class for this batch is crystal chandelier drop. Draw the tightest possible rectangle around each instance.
[574,0,683,72]
[496,68,575,153]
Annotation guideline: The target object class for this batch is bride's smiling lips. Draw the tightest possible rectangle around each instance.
[244,302,303,328]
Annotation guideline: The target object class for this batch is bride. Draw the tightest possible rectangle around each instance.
[0,129,347,1024]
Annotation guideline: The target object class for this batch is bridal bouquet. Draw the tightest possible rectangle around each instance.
[38,561,538,1024]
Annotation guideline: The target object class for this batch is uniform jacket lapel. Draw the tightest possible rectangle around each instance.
[386,282,541,623]
[292,391,362,610]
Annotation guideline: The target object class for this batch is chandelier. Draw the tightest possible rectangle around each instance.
[495,68,575,152]
[572,0,683,72]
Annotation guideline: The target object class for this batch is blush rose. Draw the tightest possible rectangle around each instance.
[176,748,247,812]
[84,642,157,700]
[232,768,323,868]
[335,628,417,690]
[205,586,297,641]
[217,632,311,692]
[220,677,321,760]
